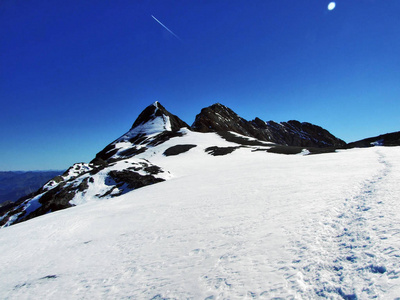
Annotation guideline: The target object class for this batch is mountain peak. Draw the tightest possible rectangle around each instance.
[130,101,169,130]
[208,102,229,110]
[192,103,245,133]
[92,102,190,163]
[192,103,346,148]
[125,101,190,135]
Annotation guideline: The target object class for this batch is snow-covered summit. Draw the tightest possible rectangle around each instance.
[115,101,190,142]
[128,101,189,133]
[92,102,190,164]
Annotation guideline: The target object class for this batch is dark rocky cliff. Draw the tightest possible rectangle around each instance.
[192,103,346,148]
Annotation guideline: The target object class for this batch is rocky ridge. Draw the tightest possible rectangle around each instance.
[347,131,400,148]
[0,101,385,227]
[192,103,346,148]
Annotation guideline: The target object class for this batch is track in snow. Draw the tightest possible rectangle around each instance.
[285,149,400,299]
[2,147,400,299]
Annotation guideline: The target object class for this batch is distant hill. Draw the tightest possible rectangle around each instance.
[347,131,400,148]
[0,171,63,206]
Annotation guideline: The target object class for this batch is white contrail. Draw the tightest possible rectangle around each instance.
[151,15,182,42]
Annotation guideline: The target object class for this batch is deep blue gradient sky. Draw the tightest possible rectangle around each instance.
[1,1,399,170]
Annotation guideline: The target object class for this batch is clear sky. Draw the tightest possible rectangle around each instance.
[1,1,399,170]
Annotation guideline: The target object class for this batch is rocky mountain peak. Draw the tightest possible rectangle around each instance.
[192,103,346,148]
[130,101,189,132]
[192,103,250,134]
[129,101,161,129]
[92,102,190,164]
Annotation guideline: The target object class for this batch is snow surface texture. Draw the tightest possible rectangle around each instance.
[1,146,400,299]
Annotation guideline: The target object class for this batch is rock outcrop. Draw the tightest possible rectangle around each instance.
[192,103,346,148]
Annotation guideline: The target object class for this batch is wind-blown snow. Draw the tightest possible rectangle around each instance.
[1,145,400,299]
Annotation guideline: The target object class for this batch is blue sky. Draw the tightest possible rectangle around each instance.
[1,1,399,170]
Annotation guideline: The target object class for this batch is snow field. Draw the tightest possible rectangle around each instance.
[0,146,399,299]
[283,148,400,298]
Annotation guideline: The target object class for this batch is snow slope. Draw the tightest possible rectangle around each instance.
[1,145,400,299]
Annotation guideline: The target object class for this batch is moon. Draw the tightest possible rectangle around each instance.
[328,2,336,10]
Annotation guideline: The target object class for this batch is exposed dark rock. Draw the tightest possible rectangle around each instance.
[192,103,346,148]
[262,120,346,148]
[40,275,58,280]
[90,157,109,168]
[0,196,29,226]
[147,131,185,147]
[98,186,119,198]
[108,170,165,190]
[205,146,241,156]
[143,165,164,175]
[265,146,304,155]
[261,146,337,155]
[192,103,251,134]
[92,144,118,163]
[0,200,13,209]
[37,184,75,210]
[127,133,147,144]
[119,146,147,158]
[0,191,35,214]
[89,167,104,176]
[164,144,197,156]
[306,147,338,155]
[51,175,64,184]
[77,178,89,192]
[11,183,76,225]
[347,131,400,148]
[217,131,272,147]
[51,164,91,183]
